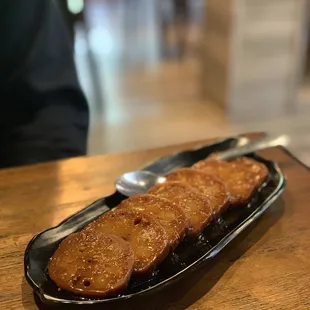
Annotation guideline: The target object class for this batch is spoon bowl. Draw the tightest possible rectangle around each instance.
[115,171,166,197]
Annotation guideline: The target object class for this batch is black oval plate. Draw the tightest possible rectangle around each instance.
[24,136,286,307]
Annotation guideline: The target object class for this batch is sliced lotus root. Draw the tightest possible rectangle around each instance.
[48,232,134,297]
[166,168,230,214]
[230,157,269,187]
[148,181,213,236]
[193,158,265,205]
[118,194,189,250]
[84,209,169,275]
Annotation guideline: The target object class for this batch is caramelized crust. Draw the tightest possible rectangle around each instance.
[193,157,268,206]
[48,232,134,297]
[118,194,188,250]
[84,209,169,275]
[166,168,230,214]
[230,157,269,187]
[148,181,213,236]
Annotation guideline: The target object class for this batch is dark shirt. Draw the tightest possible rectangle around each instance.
[0,0,89,168]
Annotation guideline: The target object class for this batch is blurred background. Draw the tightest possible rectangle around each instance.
[59,0,310,164]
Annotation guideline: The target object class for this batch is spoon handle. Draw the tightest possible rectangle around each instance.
[216,134,290,161]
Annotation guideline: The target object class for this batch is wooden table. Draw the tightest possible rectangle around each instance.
[1,135,310,310]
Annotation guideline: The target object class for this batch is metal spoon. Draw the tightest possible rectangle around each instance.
[115,170,166,197]
[215,134,290,160]
[115,134,290,197]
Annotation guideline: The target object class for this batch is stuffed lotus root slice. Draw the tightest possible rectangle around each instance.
[118,194,189,250]
[166,168,230,215]
[84,209,170,275]
[48,232,134,297]
[148,181,213,236]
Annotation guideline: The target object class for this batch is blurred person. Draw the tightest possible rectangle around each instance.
[173,0,189,21]
[0,0,89,168]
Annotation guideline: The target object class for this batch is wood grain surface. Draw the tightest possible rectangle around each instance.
[0,134,310,310]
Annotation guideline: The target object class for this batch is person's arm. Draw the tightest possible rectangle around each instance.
[0,0,89,168]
